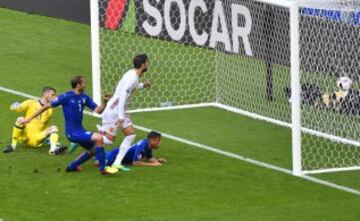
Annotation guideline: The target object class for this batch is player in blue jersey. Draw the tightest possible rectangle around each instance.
[105,131,166,167]
[21,76,118,175]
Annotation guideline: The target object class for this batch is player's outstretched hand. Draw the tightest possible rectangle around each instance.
[143,80,152,88]
[10,102,20,111]
[115,118,124,128]
[158,158,166,164]
[153,161,162,166]
[19,118,30,125]
[103,94,111,103]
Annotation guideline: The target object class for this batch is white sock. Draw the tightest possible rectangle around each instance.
[112,134,136,166]
[49,142,57,153]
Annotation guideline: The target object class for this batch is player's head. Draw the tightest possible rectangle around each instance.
[148,131,161,149]
[133,53,149,75]
[42,86,57,103]
[71,75,86,92]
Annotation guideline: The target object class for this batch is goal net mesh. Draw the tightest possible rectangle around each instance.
[97,0,360,173]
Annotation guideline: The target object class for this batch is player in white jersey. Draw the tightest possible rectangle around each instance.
[100,54,151,171]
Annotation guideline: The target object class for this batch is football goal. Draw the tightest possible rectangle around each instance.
[90,0,360,175]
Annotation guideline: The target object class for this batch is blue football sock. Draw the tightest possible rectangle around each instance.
[95,147,106,171]
[106,148,120,166]
[67,152,91,170]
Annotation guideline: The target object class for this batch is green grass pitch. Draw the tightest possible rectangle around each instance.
[1,7,360,221]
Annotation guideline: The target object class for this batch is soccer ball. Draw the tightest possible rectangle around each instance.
[336,76,352,91]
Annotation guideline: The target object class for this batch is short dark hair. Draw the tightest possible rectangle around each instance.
[133,53,148,69]
[71,75,84,89]
[148,131,161,140]
[42,86,56,94]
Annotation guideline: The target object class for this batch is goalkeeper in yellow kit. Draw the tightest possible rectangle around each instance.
[3,87,67,155]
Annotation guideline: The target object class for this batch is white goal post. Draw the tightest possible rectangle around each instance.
[90,0,360,175]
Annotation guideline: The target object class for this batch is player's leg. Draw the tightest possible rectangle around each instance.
[111,126,135,169]
[65,131,118,174]
[44,126,67,155]
[66,149,95,172]
[91,132,118,174]
[66,130,96,172]
[99,110,119,146]
[111,115,135,170]
[94,145,119,167]
[3,117,26,153]
[105,147,120,166]
[97,123,118,145]
[92,113,119,165]
[73,123,117,166]
[94,147,118,166]
[68,142,80,153]
[28,126,66,155]
[47,126,59,154]
[91,122,118,166]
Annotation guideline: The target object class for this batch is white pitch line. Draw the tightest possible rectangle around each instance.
[1,86,360,196]
[133,125,360,196]
[0,86,37,99]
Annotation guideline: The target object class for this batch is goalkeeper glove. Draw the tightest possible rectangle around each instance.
[10,102,20,111]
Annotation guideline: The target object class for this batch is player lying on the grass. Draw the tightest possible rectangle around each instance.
[21,76,118,175]
[286,76,360,115]
[315,76,360,115]
[3,87,67,155]
[103,131,166,167]
[98,53,151,171]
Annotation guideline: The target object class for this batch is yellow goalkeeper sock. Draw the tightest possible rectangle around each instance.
[49,133,59,152]
[11,124,24,149]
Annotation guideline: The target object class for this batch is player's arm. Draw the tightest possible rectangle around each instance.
[116,89,128,125]
[148,157,167,164]
[10,100,31,112]
[137,80,152,89]
[146,151,166,163]
[21,103,51,125]
[42,108,54,127]
[116,79,135,126]
[132,160,161,166]
[22,94,65,125]
[93,94,111,114]
[131,145,162,166]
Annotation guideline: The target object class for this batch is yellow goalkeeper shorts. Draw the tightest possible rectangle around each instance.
[22,129,48,148]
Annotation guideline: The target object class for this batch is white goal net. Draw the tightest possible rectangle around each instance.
[299,0,360,173]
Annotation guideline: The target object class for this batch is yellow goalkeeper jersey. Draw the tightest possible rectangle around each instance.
[11,99,53,134]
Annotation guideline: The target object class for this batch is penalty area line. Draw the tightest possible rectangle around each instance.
[1,85,360,196]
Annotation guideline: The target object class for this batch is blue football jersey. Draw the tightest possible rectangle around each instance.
[51,91,97,133]
[123,139,153,164]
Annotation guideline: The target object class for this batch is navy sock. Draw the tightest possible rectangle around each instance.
[106,148,120,166]
[95,147,106,171]
[67,152,91,170]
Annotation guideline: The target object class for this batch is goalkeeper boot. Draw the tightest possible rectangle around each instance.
[100,166,119,175]
[111,164,131,172]
[3,145,14,153]
[49,144,67,155]
[54,144,67,155]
